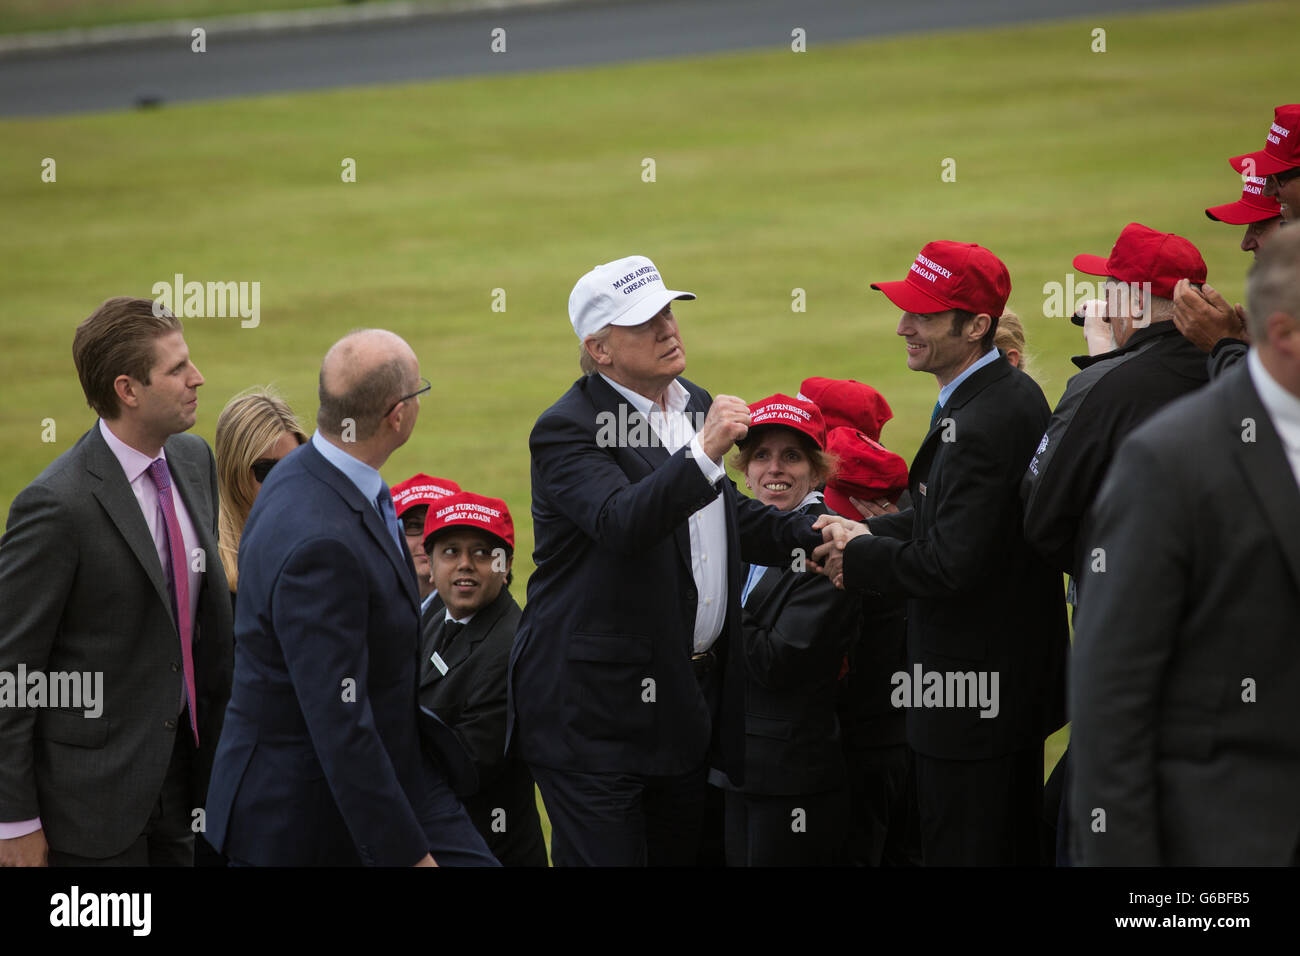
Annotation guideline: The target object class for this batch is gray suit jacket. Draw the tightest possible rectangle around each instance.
[1070,361,1300,865]
[0,423,234,858]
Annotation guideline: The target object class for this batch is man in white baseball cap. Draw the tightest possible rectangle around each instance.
[507,255,825,866]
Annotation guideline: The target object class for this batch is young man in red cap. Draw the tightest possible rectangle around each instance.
[813,241,1068,866]
[1174,104,1299,372]
[1023,223,1212,584]
[1072,225,1300,865]
[419,492,547,867]
[390,472,461,612]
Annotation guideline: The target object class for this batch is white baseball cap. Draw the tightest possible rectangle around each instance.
[568,255,696,340]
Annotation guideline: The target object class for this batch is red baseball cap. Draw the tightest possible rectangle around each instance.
[871,241,1011,317]
[1229,104,1300,178]
[1072,223,1207,300]
[745,394,826,449]
[823,426,909,515]
[391,473,461,517]
[422,492,515,551]
[1205,173,1283,225]
[797,377,893,443]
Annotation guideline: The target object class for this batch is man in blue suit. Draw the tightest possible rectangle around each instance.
[507,256,825,866]
[205,329,496,866]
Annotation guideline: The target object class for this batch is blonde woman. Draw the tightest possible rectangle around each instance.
[214,388,308,598]
[995,310,1030,374]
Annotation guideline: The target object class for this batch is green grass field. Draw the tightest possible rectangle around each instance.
[1,0,1293,802]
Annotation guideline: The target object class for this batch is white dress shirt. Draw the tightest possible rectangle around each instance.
[1248,349,1300,489]
[600,374,729,653]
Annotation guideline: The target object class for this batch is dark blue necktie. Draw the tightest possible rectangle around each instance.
[930,400,943,429]
[375,485,406,557]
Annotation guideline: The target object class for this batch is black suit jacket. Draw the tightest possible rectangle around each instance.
[420,588,546,866]
[1071,360,1300,865]
[206,440,457,866]
[0,423,233,857]
[843,357,1068,759]
[731,501,861,795]
[508,374,823,783]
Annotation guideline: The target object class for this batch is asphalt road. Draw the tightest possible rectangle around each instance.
[0,0,1228,117]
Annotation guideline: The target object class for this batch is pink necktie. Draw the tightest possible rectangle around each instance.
[147,458,198,747]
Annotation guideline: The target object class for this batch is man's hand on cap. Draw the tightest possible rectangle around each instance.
[698,395,750,463]
[1173,279,1250,352]
[850,496,899,518]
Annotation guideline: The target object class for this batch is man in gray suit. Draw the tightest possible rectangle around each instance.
[0,296,234,866]
[1071,228,1300,865]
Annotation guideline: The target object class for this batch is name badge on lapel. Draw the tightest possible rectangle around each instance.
[918,482,927,497]
[430,652,449,676]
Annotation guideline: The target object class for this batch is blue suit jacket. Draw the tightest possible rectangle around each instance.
[507,374,823,782]
[205,439,451,865]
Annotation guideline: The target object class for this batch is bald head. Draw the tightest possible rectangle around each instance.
[317,329,419,441]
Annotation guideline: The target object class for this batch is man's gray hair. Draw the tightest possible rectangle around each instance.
[579,327,611,376]
[1247,226,1300,343]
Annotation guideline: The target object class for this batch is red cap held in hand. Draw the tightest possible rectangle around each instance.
[797,377,894,443]
[823,426,909,514]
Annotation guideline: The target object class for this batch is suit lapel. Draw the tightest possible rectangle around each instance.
[588,373,700,575]
[911,357,1012,490]
[301,443,420,611]
[744,565,782,612]
[421,590,509,688]
[1224,365,1300,592]
[83,425,173,620]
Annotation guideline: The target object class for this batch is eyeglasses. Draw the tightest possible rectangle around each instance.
[251,458,278,483]
[401,516,426,537]
[384,378,432,419]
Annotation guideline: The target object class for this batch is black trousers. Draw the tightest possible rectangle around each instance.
[531,763,708,866]
[914,746,1042,866]
[723,786,850,866]
[844,743,921,866]
[48,716,196,867]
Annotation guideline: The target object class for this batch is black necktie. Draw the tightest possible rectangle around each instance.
[438,620,465,654]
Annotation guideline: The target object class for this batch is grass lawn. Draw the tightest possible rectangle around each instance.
[1,0,1292,830]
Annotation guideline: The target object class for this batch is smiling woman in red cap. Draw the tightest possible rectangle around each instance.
[714,393,860,865]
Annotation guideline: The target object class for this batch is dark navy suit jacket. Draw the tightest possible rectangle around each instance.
[205,439,487,866]
[507,373,823,783]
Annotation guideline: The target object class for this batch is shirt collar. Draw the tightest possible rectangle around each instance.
[1248,349,1300,438]
[99,418,164,483]
[444,609,476,626]
[420,591,440,614]
[938,347,1000,408]
[599,373,690,417]
[311,430,384,505]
